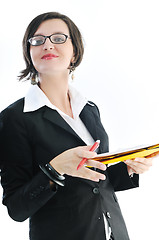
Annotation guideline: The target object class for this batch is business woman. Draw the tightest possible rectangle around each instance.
[0,12,153,240]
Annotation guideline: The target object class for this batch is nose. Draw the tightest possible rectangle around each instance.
[43,38,55,50]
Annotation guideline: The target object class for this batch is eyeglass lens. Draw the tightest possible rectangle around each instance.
[29,34,67,46]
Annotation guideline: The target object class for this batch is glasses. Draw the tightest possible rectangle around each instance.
[28,33,70,46]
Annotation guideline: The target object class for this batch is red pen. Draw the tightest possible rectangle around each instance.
[77,140,100,170]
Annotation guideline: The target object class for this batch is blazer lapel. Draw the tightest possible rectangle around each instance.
[80,104,107,154]
[80,106,98,142]
[42,104,107,153]
[43,107,85,143]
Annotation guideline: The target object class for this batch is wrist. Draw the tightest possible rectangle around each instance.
[127,165,134,176]
[39,163,65,187]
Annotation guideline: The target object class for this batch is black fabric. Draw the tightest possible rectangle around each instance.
[0,98,139,240]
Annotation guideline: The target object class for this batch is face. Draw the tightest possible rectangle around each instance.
[30,19,74,77]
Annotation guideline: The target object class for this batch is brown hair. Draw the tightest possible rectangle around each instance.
[19,12,84,81]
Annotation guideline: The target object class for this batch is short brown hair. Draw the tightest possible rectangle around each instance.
[19,12,84,81]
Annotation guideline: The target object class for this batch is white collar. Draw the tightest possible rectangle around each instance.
[24,84,90,119]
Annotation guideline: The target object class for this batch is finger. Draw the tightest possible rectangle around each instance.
[76,147,97,159]
[76,167,106,182]
[134,158,153,167]
[127,166,138,174]
[86,159,107,171]
[125,158,153,167]
[125,159,151,174]
[127,166,134,175]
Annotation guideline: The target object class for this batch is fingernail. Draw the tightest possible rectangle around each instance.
[101,175,106,180]
[101,164,106,170]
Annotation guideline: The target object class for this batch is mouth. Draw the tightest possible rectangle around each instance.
[41,54,59,60]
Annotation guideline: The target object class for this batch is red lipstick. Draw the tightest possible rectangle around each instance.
[41,54,58,60]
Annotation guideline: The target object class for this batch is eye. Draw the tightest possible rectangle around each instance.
[51,34,66,43]
[29,36,45,46]
[55,37,64,43]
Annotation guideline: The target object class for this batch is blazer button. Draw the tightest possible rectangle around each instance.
[93,187,99,194]
[106,212,111,219]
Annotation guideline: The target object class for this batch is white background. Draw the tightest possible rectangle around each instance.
[0,0,159,239]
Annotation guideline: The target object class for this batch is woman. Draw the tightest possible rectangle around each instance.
[0,12,153,240]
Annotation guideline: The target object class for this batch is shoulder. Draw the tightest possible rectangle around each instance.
[86,101,101,116]
[1,98,24,118]
[0,98,25,127]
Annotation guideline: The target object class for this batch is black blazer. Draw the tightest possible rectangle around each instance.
[0,98,139,240]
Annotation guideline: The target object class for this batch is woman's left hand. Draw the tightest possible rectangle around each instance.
[125,157,153,176]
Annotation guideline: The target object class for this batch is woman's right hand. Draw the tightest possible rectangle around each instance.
[49,146,107,182]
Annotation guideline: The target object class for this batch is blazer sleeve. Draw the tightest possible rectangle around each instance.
[107,162,139,192]
[92,102,139,192]
[0,106,57,222]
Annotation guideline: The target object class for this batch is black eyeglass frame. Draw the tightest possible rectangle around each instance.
[28,33,70,46]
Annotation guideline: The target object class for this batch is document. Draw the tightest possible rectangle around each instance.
[94,143,159,165]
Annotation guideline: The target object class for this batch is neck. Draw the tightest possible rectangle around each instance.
[38,73,73,118]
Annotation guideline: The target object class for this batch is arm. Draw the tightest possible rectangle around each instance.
[3,171,57,222]
[0,109,57,222]
[107,162,139,192]
[89,104,139,191]
[108,155,155,192]
[0,105,107,222]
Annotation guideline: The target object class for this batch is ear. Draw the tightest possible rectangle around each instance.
[71,56,75,64]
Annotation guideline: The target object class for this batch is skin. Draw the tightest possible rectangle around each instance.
[30,19,154,182]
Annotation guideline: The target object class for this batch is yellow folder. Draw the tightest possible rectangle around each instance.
[93,143,159,165]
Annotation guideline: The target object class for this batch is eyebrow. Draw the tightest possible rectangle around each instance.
[33,32,67,36]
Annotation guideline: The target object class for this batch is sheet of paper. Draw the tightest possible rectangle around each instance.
[93,143,159,164]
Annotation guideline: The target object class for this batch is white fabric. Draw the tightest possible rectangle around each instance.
[24,83,111,240]
[103,214,112,239]
[24,84,94,145]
